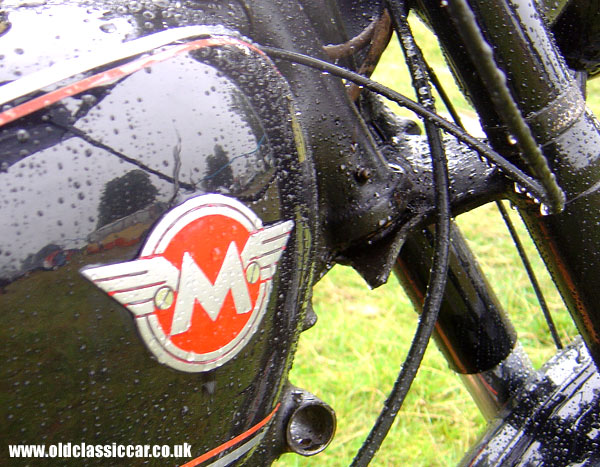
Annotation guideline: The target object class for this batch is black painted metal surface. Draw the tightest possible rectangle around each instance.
[0,3,319,464]
[2,0,600,465]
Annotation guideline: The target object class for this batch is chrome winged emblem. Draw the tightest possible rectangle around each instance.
[80,194,294,373]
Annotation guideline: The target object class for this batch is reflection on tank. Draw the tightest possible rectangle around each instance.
[22,244,78,272]
[0,52,276,284]
[201,139,266,193]
[96,170,159,229]
[204,144,234,193]
[87,201,165,254]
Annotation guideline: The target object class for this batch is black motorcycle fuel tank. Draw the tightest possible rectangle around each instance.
[0,2,321,464]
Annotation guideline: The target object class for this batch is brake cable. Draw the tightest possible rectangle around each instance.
[259,46,551,208]
[497,201,563,349]
[261,5,564,462]
[351,2,450,463]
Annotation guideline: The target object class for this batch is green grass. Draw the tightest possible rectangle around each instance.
[276,13,598,467]
[587,78,600,112]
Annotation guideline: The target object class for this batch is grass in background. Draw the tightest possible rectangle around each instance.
[276,14,598,467]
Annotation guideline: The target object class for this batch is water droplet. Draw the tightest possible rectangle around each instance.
[514,182,527,194]
[16,129,30,142]
[99,23,116,34]
[128,1,143,12]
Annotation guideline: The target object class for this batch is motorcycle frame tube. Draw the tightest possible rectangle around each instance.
[250,0,407,257]
[413,0,600,368]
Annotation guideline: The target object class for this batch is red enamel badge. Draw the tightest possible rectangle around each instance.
[81,194,293,372]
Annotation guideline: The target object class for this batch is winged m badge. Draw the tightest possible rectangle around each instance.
[81,194,293,373]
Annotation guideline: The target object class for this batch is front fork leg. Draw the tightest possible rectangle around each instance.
[393,222,533,420]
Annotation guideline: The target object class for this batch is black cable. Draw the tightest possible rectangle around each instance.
[351,2,450,464]
[258,45,550,207]
[425,63,465,130]
[260,23,564,463]
[497,201,563,349]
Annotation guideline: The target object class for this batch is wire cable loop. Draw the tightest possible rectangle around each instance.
[258,45,550,207]
[351,2,451,463]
